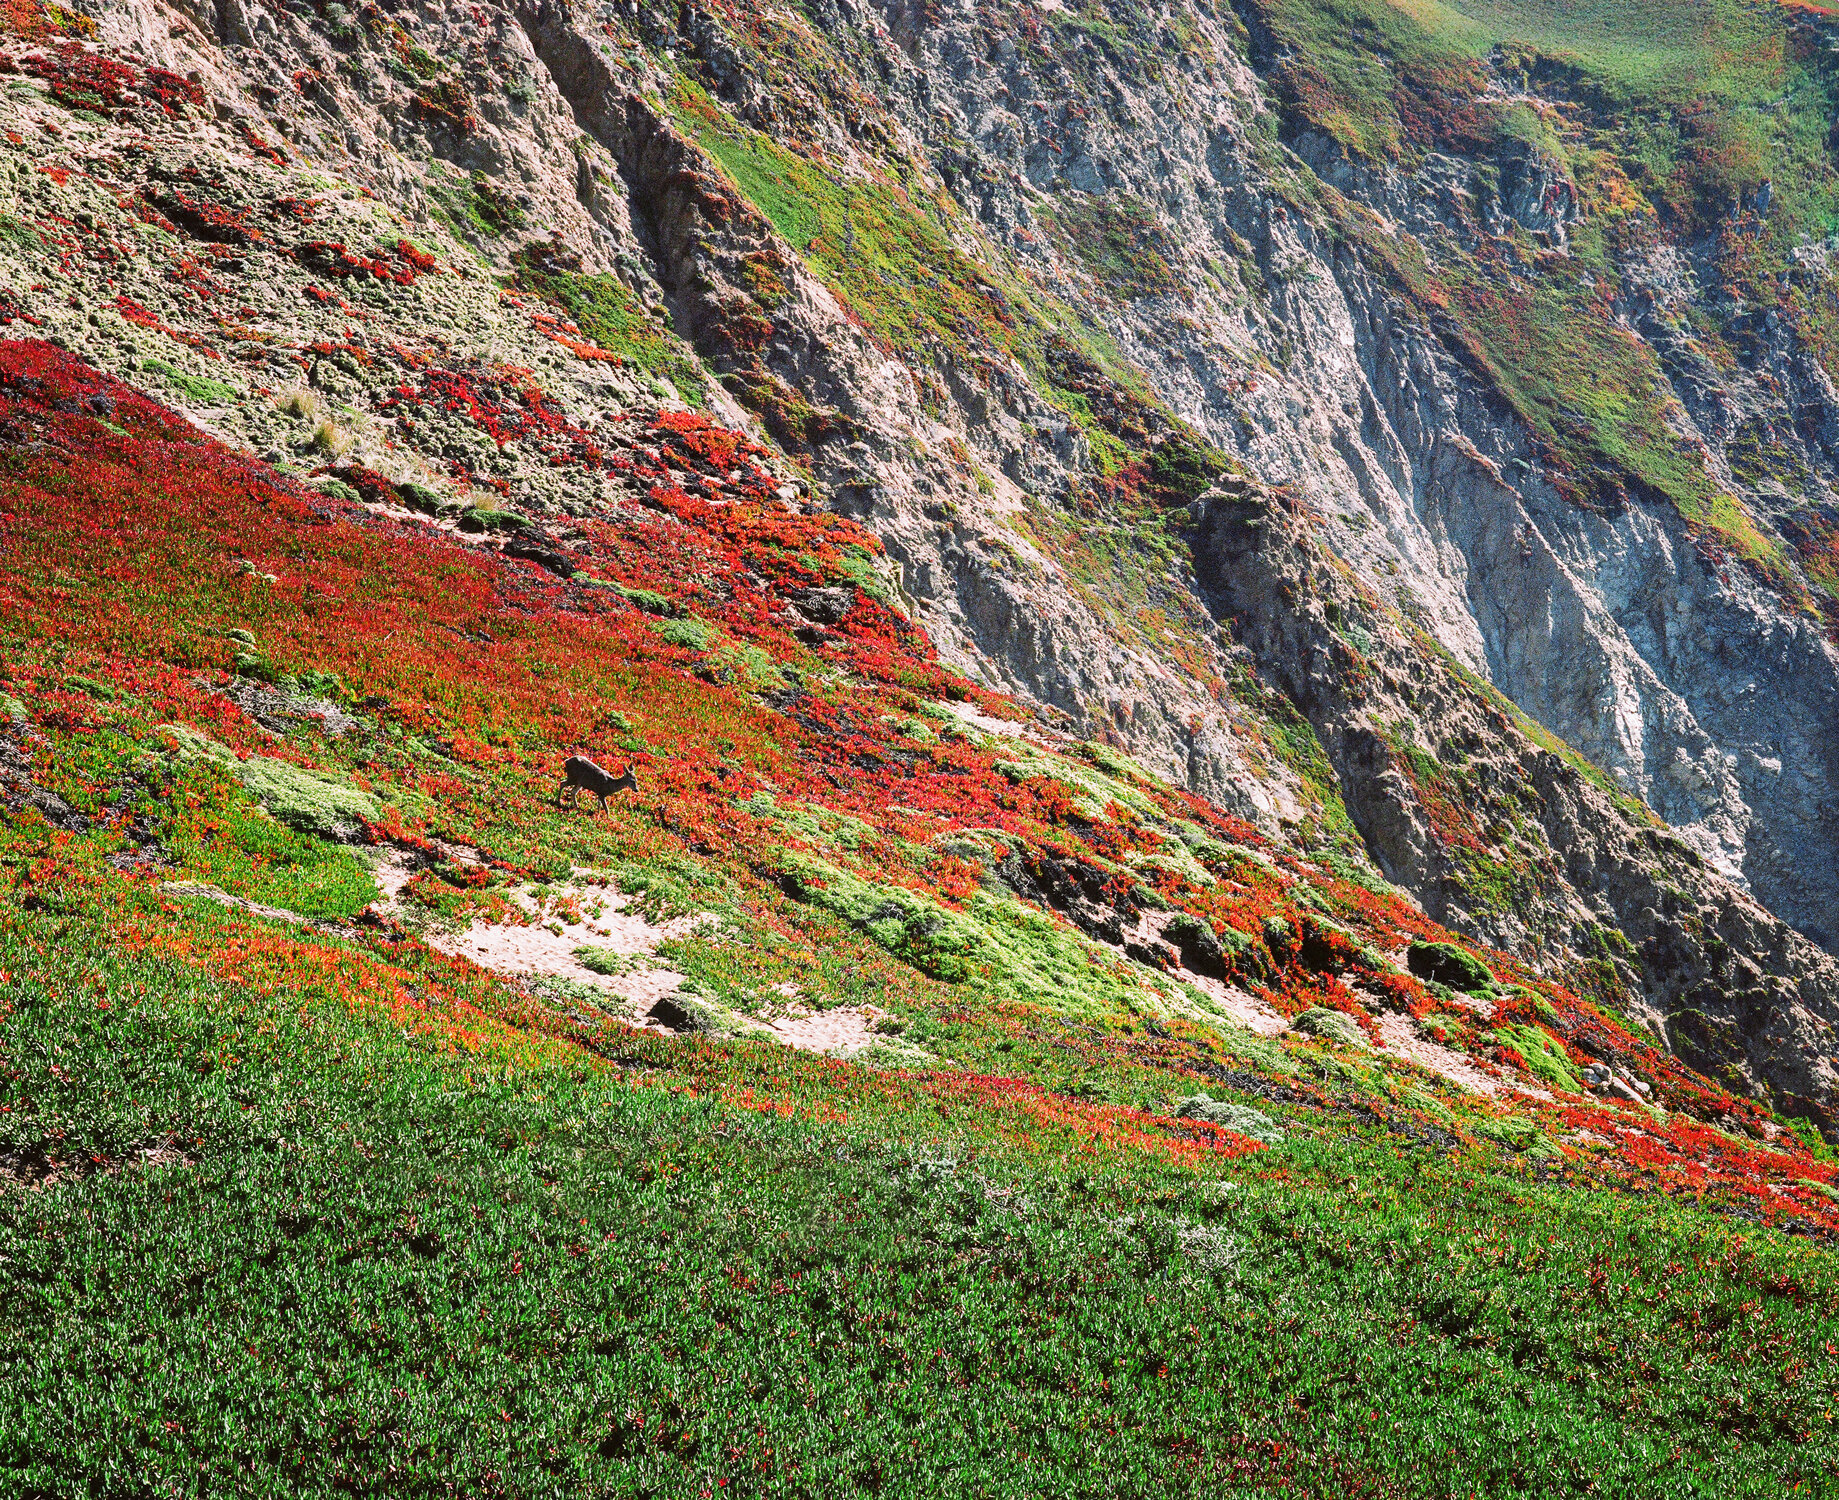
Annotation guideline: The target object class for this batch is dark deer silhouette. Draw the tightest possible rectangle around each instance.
[557,755,638,811]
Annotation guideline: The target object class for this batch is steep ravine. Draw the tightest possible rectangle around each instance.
[1192,475,1839,1125]
[510,0,1308,828]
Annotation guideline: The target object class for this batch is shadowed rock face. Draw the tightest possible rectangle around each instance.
[1190,478,1839,1130]
[3,0,1837,1128]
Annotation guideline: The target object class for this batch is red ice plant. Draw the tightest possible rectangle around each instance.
[0,337,1832,1224]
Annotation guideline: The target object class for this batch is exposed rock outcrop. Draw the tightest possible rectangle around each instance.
[1193,476,1839,1128]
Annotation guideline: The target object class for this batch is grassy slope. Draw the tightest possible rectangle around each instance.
[9,917,1838,1497]
[1248,0,1790,157]
[2,338,1837,1496]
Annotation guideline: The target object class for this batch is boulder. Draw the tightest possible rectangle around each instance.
[1291,1007,1368,1048]
[1406,941,1497,996]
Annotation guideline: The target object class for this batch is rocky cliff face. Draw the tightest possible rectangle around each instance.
[3,0,1837,1130]
[859,0,1839,942]
[1193,474,1839,1121]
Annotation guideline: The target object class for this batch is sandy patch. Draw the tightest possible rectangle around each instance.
[422,891,704,1012]
[372,849,425,903]
[165,864,699,1017]
[1086,908,1291,1038]
[763,1003,889,1056]
[421,916,689,999]
[1374,1011,1550,1100]
[373,852,707,1019]
[170,854,918,1056]
[1176,970,1293,1037]
[938,699,1055,745]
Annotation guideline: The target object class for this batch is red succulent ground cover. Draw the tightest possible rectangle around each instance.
[1,336,1834,1228]
[0,0,91,41]
[0,38,204,117]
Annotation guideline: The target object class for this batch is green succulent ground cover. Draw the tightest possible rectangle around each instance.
[2,15,1838,1478]
[0,598,1833,1493]
[3,658,1835,1492]
[4,899,1837,1499]
[155,762,382,920]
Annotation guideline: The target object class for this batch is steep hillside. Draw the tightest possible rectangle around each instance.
[2,0,1838,1131]
[5,327,1838,1494]
[2,0,1838,1491]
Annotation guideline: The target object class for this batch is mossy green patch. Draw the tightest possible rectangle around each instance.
[1173,1093,1286,1143]
[426,168,527,242]
[651,616,716,651]
[775,850,1163,1023]
[592,580,681,617]
[740,791,877,853]
[138,358,237,405]
[456,505,529,535]
[1292,1006,1368,1048]
[1051,193,1184,302]
[509,245,708,402]
[1475,1111,1562,1159]
[158,723,380,843]
[1408,939,1496,995]
[1494,1020,1582,1094]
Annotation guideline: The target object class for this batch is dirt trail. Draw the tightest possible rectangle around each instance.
[1178,971,1293,1037]
[1374,1012,1552,1100]
[763,1004,888,1056]
[178,855,909,1055]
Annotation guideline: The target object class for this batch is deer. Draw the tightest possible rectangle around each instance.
[557,754,638,811]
